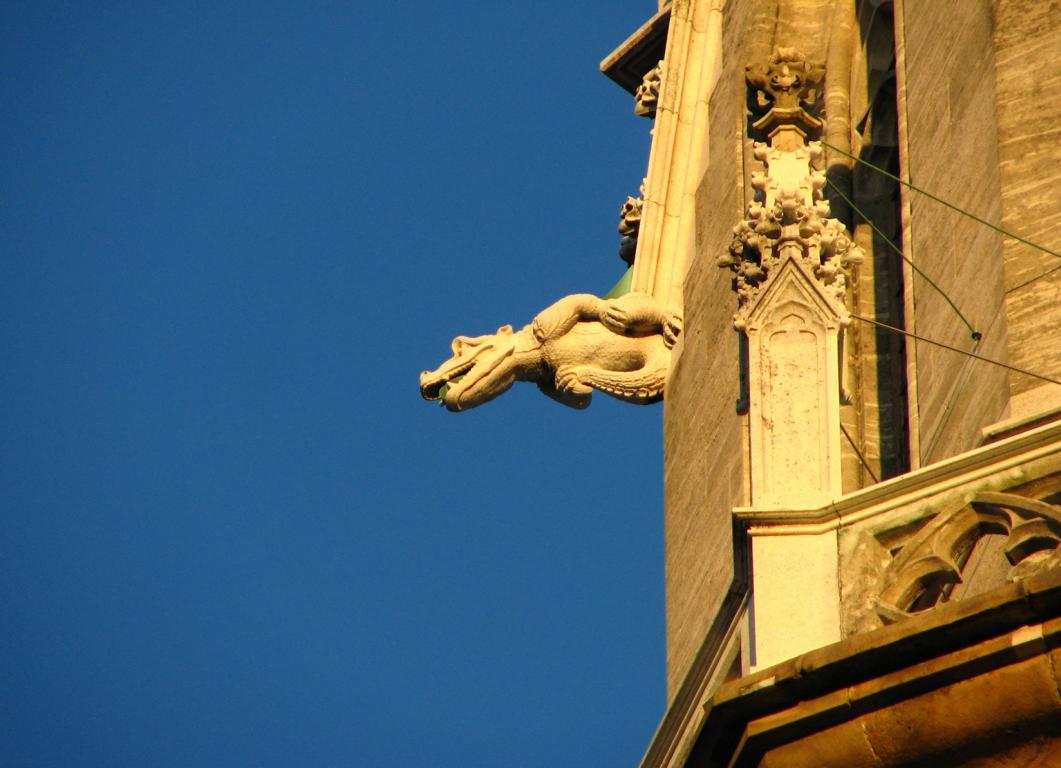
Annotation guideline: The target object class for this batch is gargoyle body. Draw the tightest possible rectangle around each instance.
[419,292,681,412]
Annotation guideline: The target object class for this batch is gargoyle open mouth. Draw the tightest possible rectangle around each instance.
[419,361,473,402]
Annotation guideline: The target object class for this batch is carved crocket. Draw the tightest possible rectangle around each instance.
[419,292,681,412]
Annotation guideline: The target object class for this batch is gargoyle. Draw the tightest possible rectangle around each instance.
[419,292,681,412]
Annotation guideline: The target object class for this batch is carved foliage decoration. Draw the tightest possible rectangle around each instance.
[720,49,862,323]
[719,141,863,318]
[874,492,1061,624]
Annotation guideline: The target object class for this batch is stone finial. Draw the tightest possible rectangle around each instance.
[719,140,863,321]
[745,48,825,138]
[420,292,682,412]
[634,61,664,118]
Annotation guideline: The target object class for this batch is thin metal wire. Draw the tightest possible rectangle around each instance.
[839,422,880,484]
[825,178,981,340]
[1005,263,1061,295]
[849,313,1061,387]
[820,139,1061,261]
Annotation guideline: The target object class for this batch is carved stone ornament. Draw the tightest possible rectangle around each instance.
[744,47,824,137]
[634,60,664,118]
[723,51,860,508]
[719,140,863,321]
[420,292,682,412]
[874,492,1061,624]
[618,180,645,266]
[720,50,862,323]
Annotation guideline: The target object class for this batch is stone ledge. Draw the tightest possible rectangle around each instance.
[983,384,1061,444]
[690,568,1061,767]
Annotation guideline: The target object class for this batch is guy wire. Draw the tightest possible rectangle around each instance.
[849,314,1061,387]
[839,423,880,484]
[1005,263,1061,295]
[820,139,1061,261]
[825,178,981,340]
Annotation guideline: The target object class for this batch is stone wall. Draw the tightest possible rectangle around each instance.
[661,0,751,700]
[658,0,1046,700]
[992,0,1061,401]
[898,0,1010,465]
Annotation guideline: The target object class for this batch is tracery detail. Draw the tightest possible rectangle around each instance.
[874,492,1061,624]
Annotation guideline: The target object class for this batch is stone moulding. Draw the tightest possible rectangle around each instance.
[419,292,681,412]
[629,0,724,309]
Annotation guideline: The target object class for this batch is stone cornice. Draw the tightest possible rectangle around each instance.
[599,7,671,95]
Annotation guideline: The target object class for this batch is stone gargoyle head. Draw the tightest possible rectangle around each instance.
[419,324,532,412]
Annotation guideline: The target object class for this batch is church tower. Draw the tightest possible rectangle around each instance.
[598,1,1061,765]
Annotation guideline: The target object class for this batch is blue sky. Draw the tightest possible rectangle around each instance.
[2,3,667,765]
